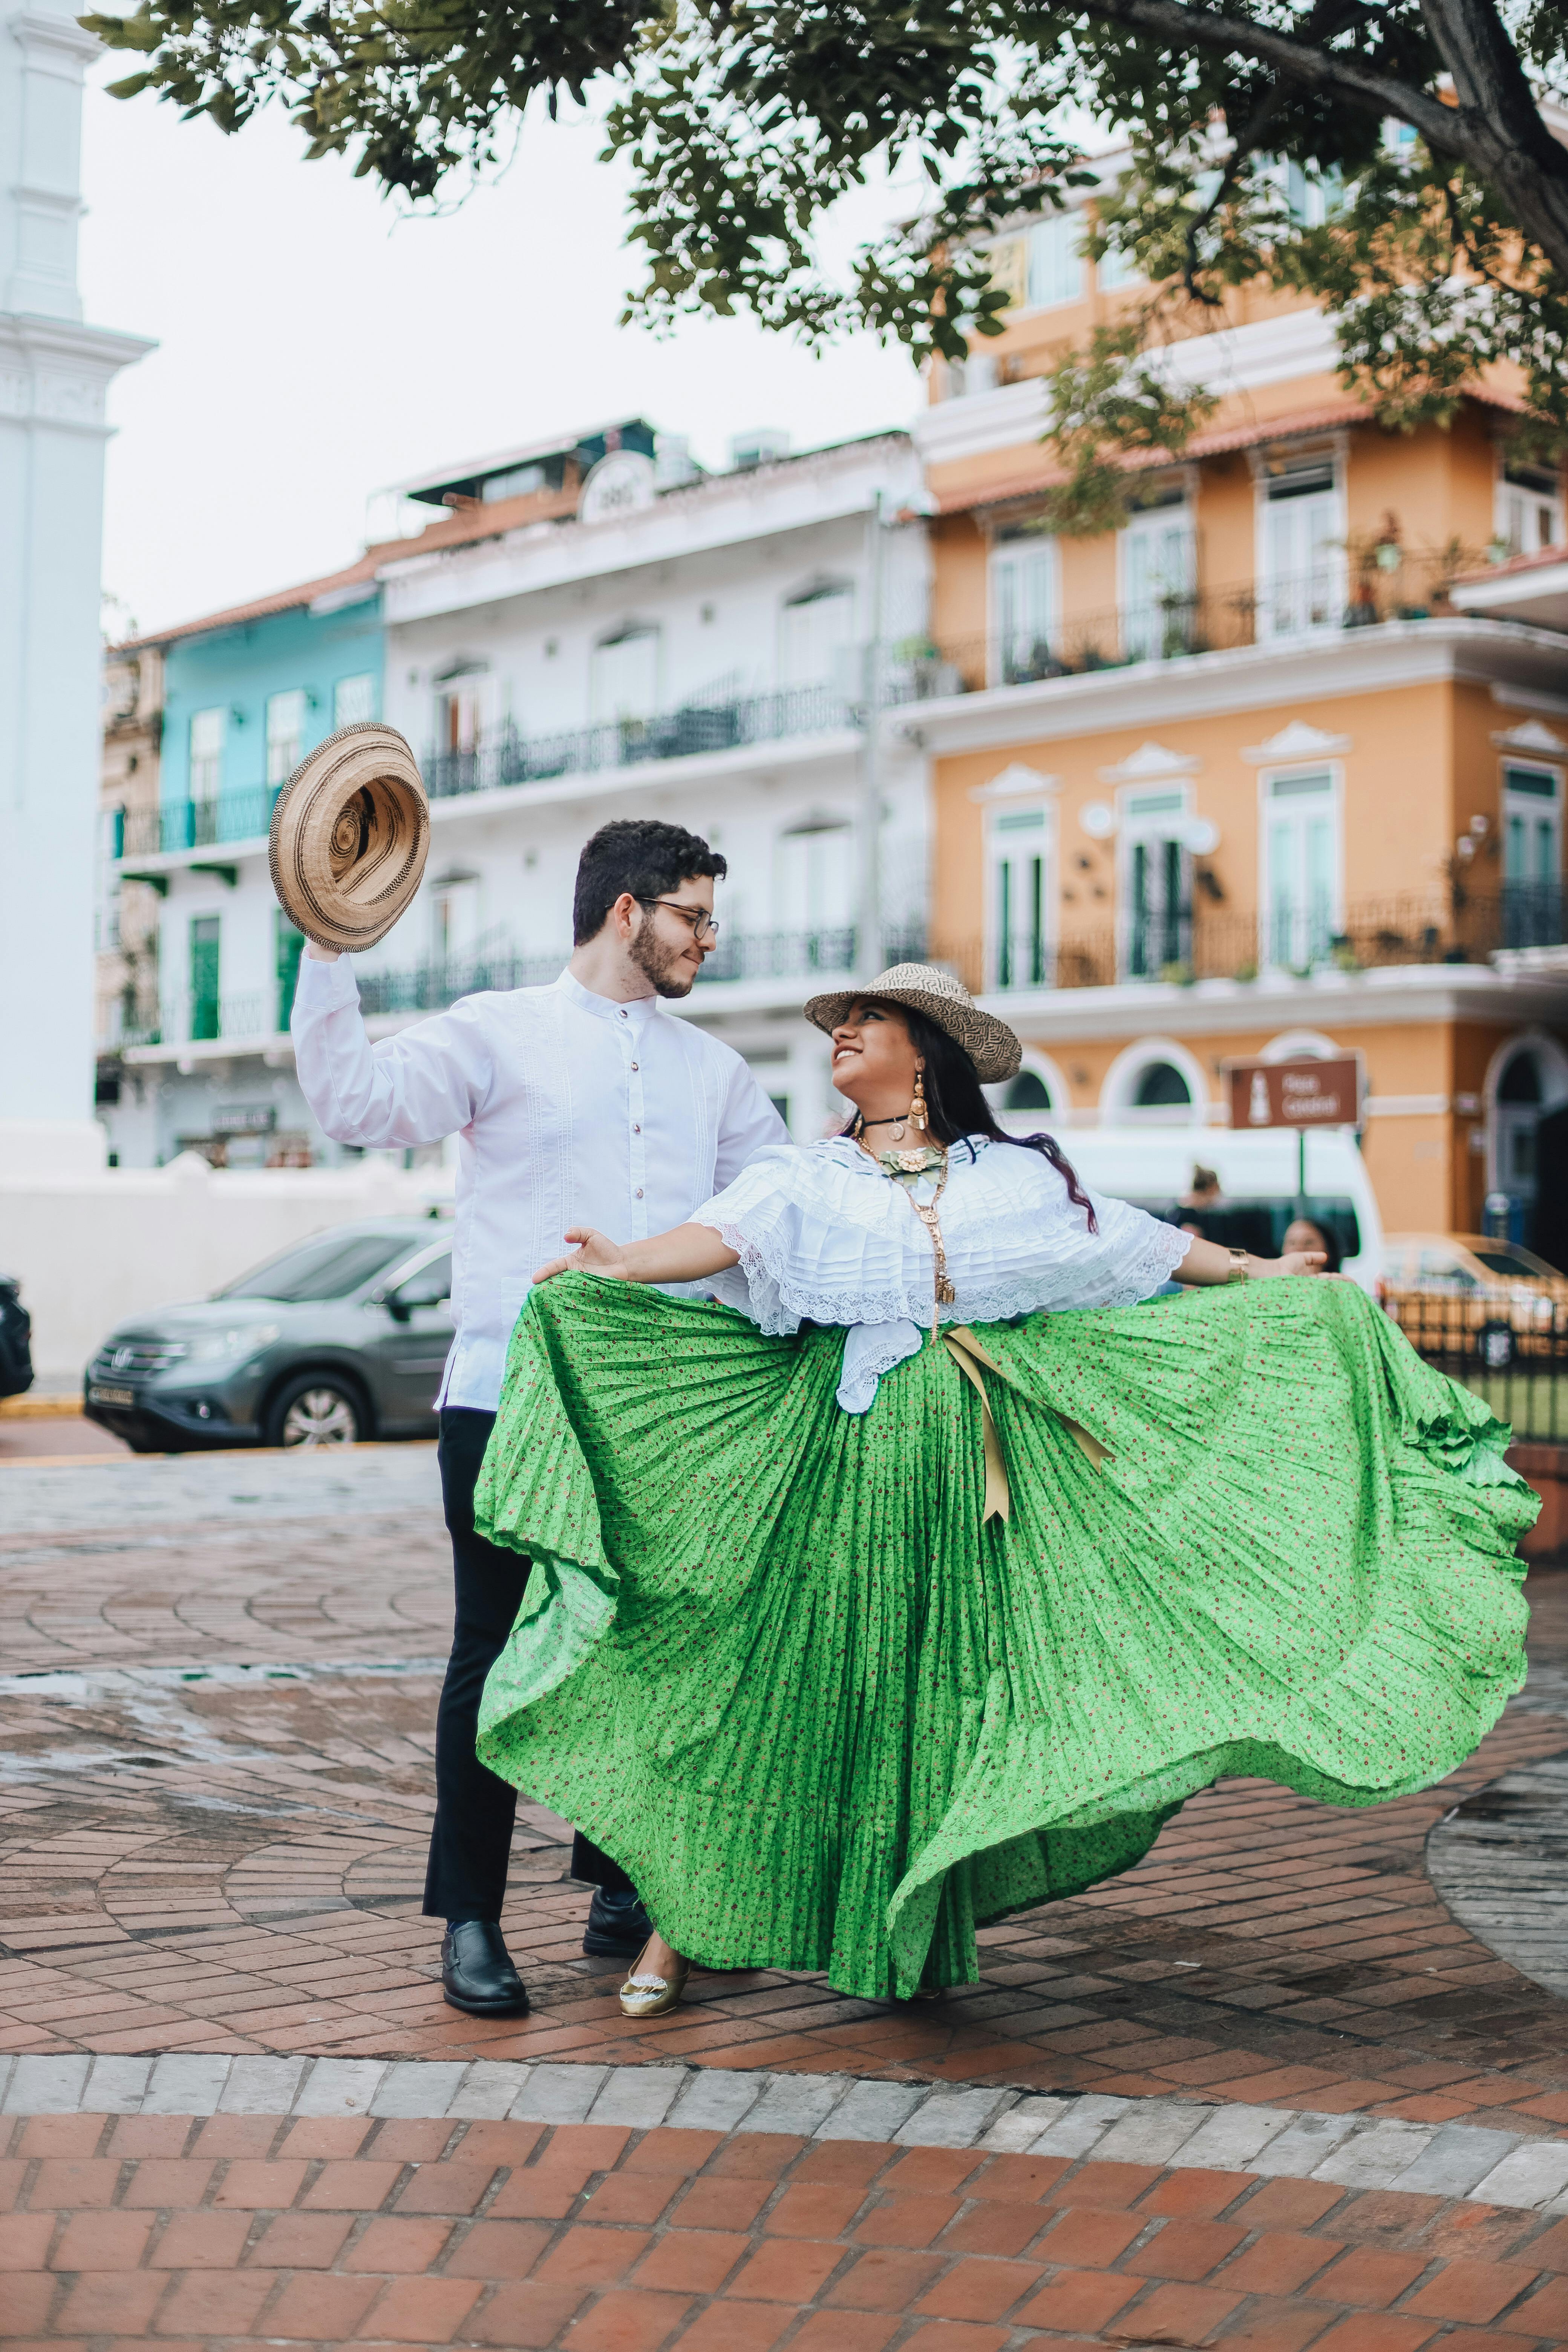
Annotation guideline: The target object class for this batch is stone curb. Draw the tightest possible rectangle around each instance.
[5,2053,1568,2216]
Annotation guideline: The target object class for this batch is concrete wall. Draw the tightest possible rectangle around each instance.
[2,1155,453,1384]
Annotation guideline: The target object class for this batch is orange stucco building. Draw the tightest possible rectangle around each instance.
[905,184,1568,1248]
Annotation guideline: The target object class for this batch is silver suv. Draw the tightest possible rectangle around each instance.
[83,1217,456,1452]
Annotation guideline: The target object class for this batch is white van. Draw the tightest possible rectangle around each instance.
[995,1120,1384,1291]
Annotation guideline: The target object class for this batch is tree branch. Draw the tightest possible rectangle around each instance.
[1078,0,1568,271]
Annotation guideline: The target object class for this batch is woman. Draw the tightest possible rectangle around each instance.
[1285,1214,1344,1276]
[474,966,1534,2015]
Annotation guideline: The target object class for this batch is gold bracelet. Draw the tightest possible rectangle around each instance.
[1227,1248,1250,1283]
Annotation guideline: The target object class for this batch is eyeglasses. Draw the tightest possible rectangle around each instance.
[635,896,720,943]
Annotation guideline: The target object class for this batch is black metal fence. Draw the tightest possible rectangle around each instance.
[355,926,928,1018]
[1383,1288,1568,1445]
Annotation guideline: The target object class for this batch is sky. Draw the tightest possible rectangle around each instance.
[79,74,923,638]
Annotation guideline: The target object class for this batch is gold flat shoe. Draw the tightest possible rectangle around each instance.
[618,1942,690,2019]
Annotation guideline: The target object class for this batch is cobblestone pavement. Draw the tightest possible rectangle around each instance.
[3,1451,1568,2144]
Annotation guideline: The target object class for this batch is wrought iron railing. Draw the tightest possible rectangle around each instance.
[121,989,275,1049]
[937,891,1568,996]
[914,554,1536,694]
[425,682,861,800]
[353,926,926,1021]
[116,682,876,862]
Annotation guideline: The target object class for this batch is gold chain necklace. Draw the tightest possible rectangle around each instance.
[860,1136,957,1338]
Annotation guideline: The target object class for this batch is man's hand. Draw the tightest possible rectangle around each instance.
[534,1228,634,1283]
[305,939,341,962]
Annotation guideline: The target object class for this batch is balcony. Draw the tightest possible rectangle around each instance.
[116,681,879,865]
[355,926,928,1021]
[942,889,1568,997]
[913,554,1551,696]
[120,990,277,1053]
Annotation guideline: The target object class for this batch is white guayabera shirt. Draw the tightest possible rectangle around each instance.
[693,1134,1193,1410]
[292,958,789,1412]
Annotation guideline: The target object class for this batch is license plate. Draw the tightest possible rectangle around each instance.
[89,1385,136,1407]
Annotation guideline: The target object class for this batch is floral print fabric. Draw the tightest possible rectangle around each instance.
[476,1275,1534,2001]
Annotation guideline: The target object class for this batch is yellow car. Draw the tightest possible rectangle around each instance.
[1379,1233,1568,1369]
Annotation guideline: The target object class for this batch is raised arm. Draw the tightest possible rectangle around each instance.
[292,948,493,1148]
[534,1225,741,1286]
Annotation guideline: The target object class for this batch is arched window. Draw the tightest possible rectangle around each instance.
[1134,1061,1193,1109]
[1499,1051,1542,1104]
[1004,1070,1052,1111]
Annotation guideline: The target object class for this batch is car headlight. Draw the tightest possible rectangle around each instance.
[187,1324,281,1361]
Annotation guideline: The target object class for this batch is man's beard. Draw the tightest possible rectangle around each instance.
[628,922,697,999]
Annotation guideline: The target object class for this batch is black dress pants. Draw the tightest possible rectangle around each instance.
[422,1406,632,1922]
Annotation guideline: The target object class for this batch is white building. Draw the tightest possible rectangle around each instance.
[115,422,933,1159]
[0,0,152,1176]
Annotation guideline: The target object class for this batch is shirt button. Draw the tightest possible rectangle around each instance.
[631,1061,639,1072]
[635,1187,644,1198]
[633,1124,641,1134]
[619,1008,627,1018]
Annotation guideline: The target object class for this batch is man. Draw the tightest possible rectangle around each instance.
[292,819,788,2016]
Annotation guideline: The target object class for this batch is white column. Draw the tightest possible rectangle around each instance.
[0,3,153,1175]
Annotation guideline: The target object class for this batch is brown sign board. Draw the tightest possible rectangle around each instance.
[1226,1055,1363,1131]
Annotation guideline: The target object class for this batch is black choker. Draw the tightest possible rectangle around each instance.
[859,1115,911,1130]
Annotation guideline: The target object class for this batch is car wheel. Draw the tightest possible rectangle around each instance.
[265,1374,366,1450]
[1478,1321,1515,1372]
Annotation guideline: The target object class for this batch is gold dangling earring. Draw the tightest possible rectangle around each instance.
[910,1069,928,1132]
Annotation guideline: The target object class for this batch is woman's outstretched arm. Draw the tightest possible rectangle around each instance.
[534,1223,740,1286]
[1175,1236,1327,1285]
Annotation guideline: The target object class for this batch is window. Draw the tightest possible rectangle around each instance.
[781,585,856,690]
[1028,213,1083,308]
[991,805,1052,990]
[333,673,377,729]
[1263,769,1338,971]
[432,875,482,965]
[1134,1061,1192,1108]
[776,821,855,936]
[189,708,224,814]
[1119,788,1192,977]
[1096,234,1144,291]
[219,1231,416,1302]
[266,689,306,786]
[1004,1069,1053,1110]
[990,533,1058,683]
[1119,488,1195,660]
[591,626,660,724]
[482,463,546,502]
[190,914,220,1043]
[275,910,305,1034]
[1257,450,1340,637]
[1497,463,1563,558]
[436,683,484,766]
[1502,764,1563,948]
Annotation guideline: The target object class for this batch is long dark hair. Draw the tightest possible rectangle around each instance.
[848,1003,1098,1233]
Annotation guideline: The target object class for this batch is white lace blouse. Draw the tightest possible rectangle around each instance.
[693,1134,1193,1411]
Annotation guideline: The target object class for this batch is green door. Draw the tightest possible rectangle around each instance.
[275,910,304,1034]
[190,915,220,1041]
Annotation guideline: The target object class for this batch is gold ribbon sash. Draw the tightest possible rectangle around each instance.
[940,1325,1111,1527]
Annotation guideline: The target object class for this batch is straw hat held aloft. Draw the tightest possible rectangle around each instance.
[268,722,430,953]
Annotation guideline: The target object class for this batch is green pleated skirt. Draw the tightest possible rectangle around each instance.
[474,1274,1535,2001]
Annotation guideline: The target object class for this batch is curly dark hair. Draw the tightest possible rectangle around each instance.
[848,1003,1097,1232]
[573,819,727,945]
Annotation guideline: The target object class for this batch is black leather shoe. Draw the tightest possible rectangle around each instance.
[583,1886,655,1958]
[441,1920,530,2016]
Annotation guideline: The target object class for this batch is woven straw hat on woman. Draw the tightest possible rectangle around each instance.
[803,963,1022,1085]
[268,721,430,953]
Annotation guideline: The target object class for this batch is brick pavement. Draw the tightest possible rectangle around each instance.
[8,2104,1568,2349]
[3,1458,1568,2132]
